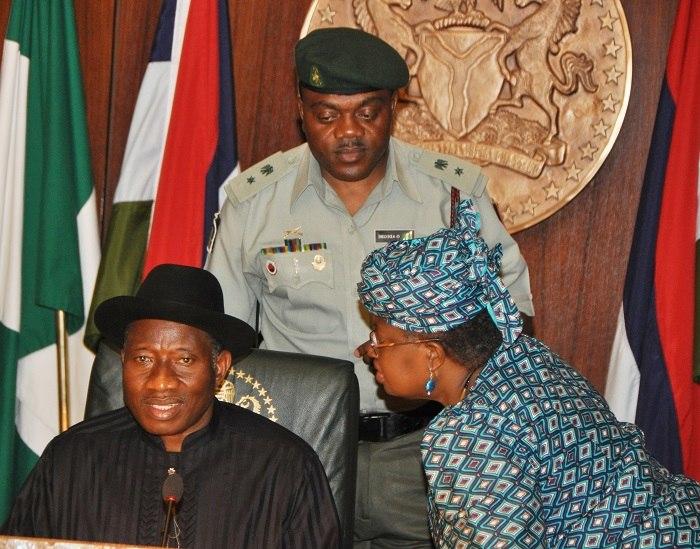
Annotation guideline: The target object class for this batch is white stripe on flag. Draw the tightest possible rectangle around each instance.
[0,40,28,331]
[113,63,171,203]
[605,306,641,422]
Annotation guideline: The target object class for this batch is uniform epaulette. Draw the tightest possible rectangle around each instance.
[224,150,297,205]
[411,148,487,197]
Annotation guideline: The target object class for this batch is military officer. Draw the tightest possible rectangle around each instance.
[206,27,534,548]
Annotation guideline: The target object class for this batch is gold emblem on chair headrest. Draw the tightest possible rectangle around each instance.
[215,367,277,422]
[215,379,236,403]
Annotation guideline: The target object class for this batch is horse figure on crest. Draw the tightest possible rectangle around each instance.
[489,0,597,144]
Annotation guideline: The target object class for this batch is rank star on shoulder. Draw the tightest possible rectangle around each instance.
[319,4,336,24]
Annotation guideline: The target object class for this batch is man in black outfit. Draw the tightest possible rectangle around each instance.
[2,264,340,548]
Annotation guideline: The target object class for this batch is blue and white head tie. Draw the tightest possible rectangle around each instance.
[357,200,522,346]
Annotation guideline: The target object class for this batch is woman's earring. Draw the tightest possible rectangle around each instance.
[425,368,436,396]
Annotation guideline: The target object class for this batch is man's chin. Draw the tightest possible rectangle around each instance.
[327,167,375,184]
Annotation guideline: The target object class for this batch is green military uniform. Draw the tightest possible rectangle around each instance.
[206,137,533,546]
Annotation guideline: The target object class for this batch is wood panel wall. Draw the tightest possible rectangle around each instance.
[0,0,678,392]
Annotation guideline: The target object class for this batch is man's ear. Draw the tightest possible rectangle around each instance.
[296,91,305,120]
[296,94,307,137]
[214,350,232,388]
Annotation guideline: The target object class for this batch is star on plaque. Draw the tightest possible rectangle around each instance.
[592,119,610,138]
[543,180,561,200]
[604,39,622,59]
[247,176,255,184]
[580,142,598,160]
[502,205,515,226]
[454,167,463,176]
[521,196,537,216]
[602,93,619,112]
[604,66,623,85]
[565,163,582,181]
[319,4,336,24]
[599,11,618,31]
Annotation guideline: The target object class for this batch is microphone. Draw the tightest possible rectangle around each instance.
[161,469,183,547]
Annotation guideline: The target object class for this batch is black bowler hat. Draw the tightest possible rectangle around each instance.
[295,27,409,94]
[94,264,255,357]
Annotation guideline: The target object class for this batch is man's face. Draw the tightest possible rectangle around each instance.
[298,87,395,187]
[121,319,230,452]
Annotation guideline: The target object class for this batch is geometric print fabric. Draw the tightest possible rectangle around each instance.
[358,200,522,345]
[422,336,700,548]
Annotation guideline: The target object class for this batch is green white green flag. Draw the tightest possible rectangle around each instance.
[0,0,100,522]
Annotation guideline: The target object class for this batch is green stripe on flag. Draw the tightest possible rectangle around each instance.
[85,200,153,350]
[0,326,21,519]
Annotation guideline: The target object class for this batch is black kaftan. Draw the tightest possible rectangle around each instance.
[2,399,340,548]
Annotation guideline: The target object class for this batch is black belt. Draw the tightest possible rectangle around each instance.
[359,403,442,442]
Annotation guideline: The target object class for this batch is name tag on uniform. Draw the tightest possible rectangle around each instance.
[375,230,414,243]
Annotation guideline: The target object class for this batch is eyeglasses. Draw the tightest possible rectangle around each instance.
[369,330,441,350]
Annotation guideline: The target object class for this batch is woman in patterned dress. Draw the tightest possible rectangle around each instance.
[356,199,700,548]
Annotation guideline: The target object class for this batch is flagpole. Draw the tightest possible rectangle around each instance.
[55,310,70,432]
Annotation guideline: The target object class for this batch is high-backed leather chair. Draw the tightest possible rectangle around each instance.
[85,342,359,548]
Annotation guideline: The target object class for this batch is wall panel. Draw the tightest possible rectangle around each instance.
[73,0,116,224]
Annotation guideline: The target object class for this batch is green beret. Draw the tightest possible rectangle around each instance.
[295,27,409,94]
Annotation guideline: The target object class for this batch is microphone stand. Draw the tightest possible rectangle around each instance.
[161,497,177,547]
[160,468,183,547]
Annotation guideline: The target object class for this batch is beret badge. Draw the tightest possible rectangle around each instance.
[310,65,323,88]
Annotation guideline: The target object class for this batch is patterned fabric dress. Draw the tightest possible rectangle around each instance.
[422,335,700,548]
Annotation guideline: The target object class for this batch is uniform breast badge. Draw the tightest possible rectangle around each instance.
[260,227,328,272]
[312,254,327,271]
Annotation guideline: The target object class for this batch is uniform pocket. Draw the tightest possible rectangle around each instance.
[260,250,334,293]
